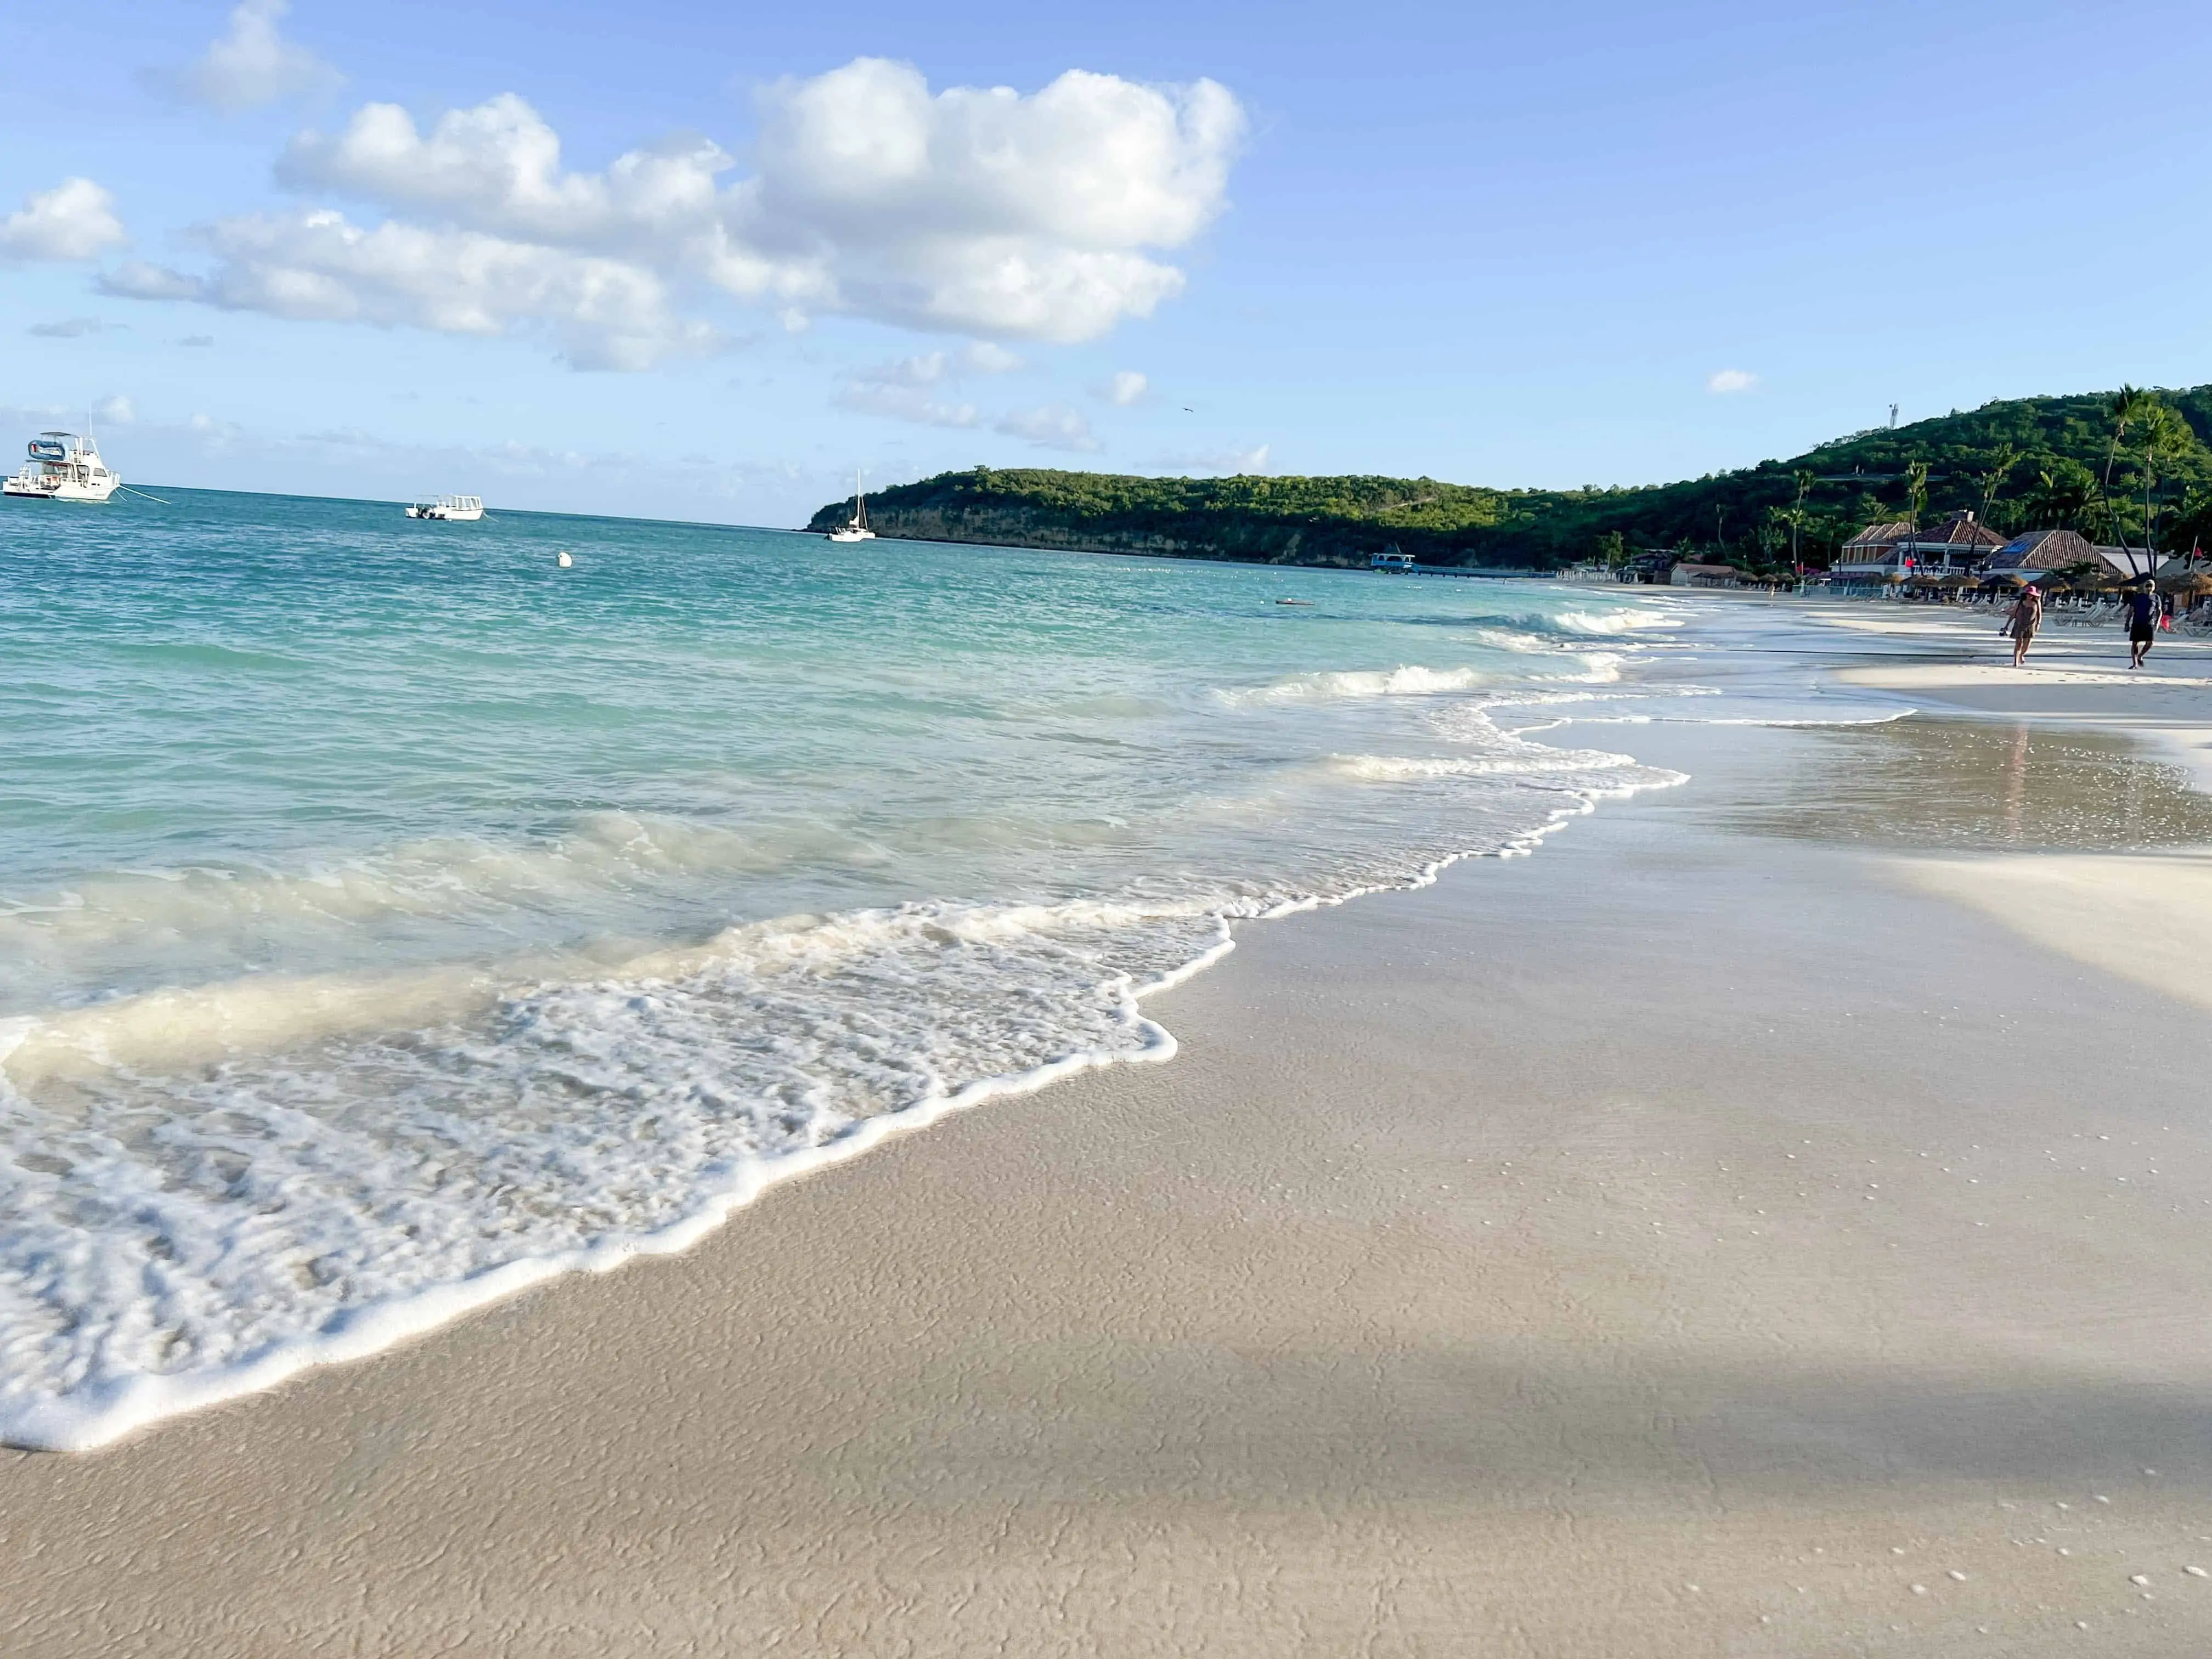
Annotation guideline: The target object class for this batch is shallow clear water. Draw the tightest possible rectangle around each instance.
[0,489,1724,1447]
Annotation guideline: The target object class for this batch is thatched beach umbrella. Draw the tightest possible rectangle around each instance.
[2157,571,2212,599]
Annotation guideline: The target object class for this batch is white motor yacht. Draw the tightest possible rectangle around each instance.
[405,494,485,521]
[826,470,876,542]
[3,430,120,503]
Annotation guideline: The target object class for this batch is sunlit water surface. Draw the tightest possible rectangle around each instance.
[0,490,1844,1446]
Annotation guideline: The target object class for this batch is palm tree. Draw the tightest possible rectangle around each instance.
[2102,385,2153,551]
[2168,487,2212,568]
[1765,504,1799,572]
[1904,460,1930,531]
[1977,444,2019,531]
[1756,517,1787,573]
[1790,469,1816,575]
[2132,404,2192,574]
[2024,462,2100,532]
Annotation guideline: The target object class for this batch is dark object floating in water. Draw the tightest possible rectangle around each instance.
[1274,598,1313,606]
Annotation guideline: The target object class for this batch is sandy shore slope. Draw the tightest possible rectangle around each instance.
[7,618,2212,1656]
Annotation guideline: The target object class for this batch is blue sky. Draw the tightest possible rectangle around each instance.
[4,0,2211,526]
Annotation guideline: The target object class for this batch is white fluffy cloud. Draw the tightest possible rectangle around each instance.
[0,178,127,262]
[278,94,729,253]
[1706,368,1758,394]
[745,59,1242,340]
[169,0,342,112]
[1097,369,1148,405]
[105,209,719,370]
[996,403,1100,452]
[110,60,1243,368]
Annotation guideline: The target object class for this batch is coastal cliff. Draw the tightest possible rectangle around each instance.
[809,385,2212,572]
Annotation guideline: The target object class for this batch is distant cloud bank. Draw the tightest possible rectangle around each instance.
[833,342,1026,430]
[105,59,1246,370]
[1158,442,1269,474]
[1706,368,1758,394]
[995,404,1100,452]
[28,317,120,338]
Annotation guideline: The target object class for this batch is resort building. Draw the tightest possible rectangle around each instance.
[1831,521,1912,579]
[1984,528,2094,581]
[1669,561,1743,588]
[2097,545,2162,581]
[1892,511,2008,573]
[1829,512,2007,583]
[1984,529,2154,583]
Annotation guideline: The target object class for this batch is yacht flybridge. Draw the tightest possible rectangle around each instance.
[405,494,484,521]
[3,430,120,503]
[826,470,875,542]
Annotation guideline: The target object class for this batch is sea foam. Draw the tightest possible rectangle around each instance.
[0,725,1677,1451]
[0,503,1857,1451]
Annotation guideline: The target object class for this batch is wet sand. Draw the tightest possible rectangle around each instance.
[7,652,2212,1654]
[1821,602,2212,786]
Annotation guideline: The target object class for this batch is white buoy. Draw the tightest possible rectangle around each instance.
[556,550,573,568]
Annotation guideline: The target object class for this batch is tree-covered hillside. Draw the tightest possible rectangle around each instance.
[809,386,2212,572]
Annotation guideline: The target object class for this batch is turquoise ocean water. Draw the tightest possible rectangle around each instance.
[1,488,1694,1448]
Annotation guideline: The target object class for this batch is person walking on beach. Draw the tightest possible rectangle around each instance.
[2125,583,2158,668]
[2004,584,2042,668]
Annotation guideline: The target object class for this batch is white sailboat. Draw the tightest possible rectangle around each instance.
[826,470,876,542]
[3,428,120,503]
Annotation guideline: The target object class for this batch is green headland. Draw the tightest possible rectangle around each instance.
[808,385,2212,573]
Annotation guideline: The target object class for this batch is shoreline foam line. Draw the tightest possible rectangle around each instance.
[3,597,1901,1454]
[0,755,1692,1455]
[0,931,1212,1454]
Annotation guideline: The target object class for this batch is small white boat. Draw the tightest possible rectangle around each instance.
[3,430,120,503]
[405,494,484,521]
[826,470,876,543]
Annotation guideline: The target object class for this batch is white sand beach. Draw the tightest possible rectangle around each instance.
[7,605,2212,1657]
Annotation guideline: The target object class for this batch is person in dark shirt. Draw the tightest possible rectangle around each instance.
[2125,584,2158,668]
